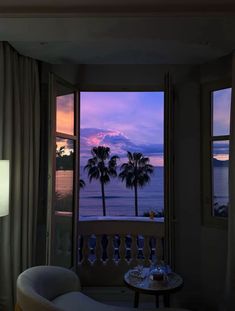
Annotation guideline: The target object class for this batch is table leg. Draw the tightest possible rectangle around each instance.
[134,292,139,308]
[155,295,159,308]
[163,294,170,307]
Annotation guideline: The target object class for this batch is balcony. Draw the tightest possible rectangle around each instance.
[77,217,164,286]
[54,213,164,286]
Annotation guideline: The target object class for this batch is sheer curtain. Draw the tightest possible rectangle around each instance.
[224,52,235,311]
[0,42,40,310]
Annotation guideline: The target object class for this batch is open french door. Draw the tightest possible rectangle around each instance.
[164,73,175,268]
[46,74,80,271]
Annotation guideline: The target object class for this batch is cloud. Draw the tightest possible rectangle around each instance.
[80,91,164,145]
[56,137,74,155]
[213,142,229,161]
[80,127,163,166]
[213,142,229,154]
[56,92,164,166]
[56,94,74,134]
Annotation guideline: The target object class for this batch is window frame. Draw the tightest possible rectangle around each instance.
[78,83,175,266]
[47,78,174,268]
[201,80,231,228]
[78,89,165,219]
[47,73,80,268]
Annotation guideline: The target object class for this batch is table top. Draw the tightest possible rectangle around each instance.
[123,268,183,295]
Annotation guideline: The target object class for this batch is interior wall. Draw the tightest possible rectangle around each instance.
[40,60,231,310]
[77,64,193,90]
[172,67,202,310]
[199,55,231,311]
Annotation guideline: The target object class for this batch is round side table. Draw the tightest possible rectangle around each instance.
[123,268,183,308]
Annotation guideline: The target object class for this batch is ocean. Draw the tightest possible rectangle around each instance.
[55,166,229,217]
[56,167,164,217]
[213,166,229,206]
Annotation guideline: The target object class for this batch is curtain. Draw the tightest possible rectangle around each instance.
[224,52,235,310]
[0,42,40,311]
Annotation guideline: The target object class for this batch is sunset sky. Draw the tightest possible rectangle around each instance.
[56,89,231,164]
[213,88,231,137]
[80,91,164,166]
[213,88,231,161]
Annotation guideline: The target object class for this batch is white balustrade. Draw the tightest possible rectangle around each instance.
[77,218,164,286]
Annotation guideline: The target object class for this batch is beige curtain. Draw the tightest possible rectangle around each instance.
[0,42,40,311]
[224,52,235,310]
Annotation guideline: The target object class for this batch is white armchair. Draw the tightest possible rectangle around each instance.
[16,266,190,311]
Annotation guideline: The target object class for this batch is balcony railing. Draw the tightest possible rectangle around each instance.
[77,217,164,286]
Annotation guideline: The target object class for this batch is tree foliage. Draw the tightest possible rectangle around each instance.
[119,151,154,216]
[85,146,119,216]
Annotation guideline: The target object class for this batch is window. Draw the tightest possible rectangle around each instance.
[79,91,164,219]
[202,82,231,227]
[48,77,79,268]
[48,83,168,269]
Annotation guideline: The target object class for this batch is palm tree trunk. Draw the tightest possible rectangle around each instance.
[101,181,106,216]
[134,184,138,216]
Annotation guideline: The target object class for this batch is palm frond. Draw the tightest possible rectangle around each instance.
[127,151,133,162]
[87,166,100,182]
[119,151,154,189]
[85,145,119,185]
[79,179,86,189]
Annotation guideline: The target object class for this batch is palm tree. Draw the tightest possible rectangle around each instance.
[56,145,65,157]
[84,146,119,216]
[57,144,86,190]
[79,179,86,189]
[119,151,154,216]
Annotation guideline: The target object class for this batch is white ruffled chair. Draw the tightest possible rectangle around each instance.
[15,266,191,311]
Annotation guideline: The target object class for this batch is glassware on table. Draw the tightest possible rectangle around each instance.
[129,265,145,279]
[160,261,172,275]
[149,266,166,281]
[136,265,144,274]
[149,260,171,282]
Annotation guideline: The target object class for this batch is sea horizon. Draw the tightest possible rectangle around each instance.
[56,166,164,217]
[55,165,229,217]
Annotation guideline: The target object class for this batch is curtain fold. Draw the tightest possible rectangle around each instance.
[0,42,40,311]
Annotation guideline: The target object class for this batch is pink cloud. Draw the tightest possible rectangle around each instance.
[80,92,164,145]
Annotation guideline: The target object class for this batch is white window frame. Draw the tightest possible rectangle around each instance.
[201,80,231,228]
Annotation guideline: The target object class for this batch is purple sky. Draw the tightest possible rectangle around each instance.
[213,88,231,138]
[213,88,231,161]
[80,92,164,166]
[56,89,231,164]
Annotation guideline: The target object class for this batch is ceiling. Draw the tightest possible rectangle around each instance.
[1,1,235,65]
[1,0,235,12]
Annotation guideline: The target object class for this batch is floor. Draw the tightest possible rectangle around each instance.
[83,286,164,309]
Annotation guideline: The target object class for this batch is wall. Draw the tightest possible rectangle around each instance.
[199,55,231,311]
[173,67,202,310]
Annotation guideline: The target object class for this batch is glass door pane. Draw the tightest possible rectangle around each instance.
[56,94,75,135]
[54,138,74,267]
[212,88,231,136]
[212,140,229,217]
[48,76,79,269]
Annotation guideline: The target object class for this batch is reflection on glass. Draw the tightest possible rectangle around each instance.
[56,94,74,135]
[212,88,231,136]
[212,140,229,217]
[54,137,74,268]
[55,137,74,212]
